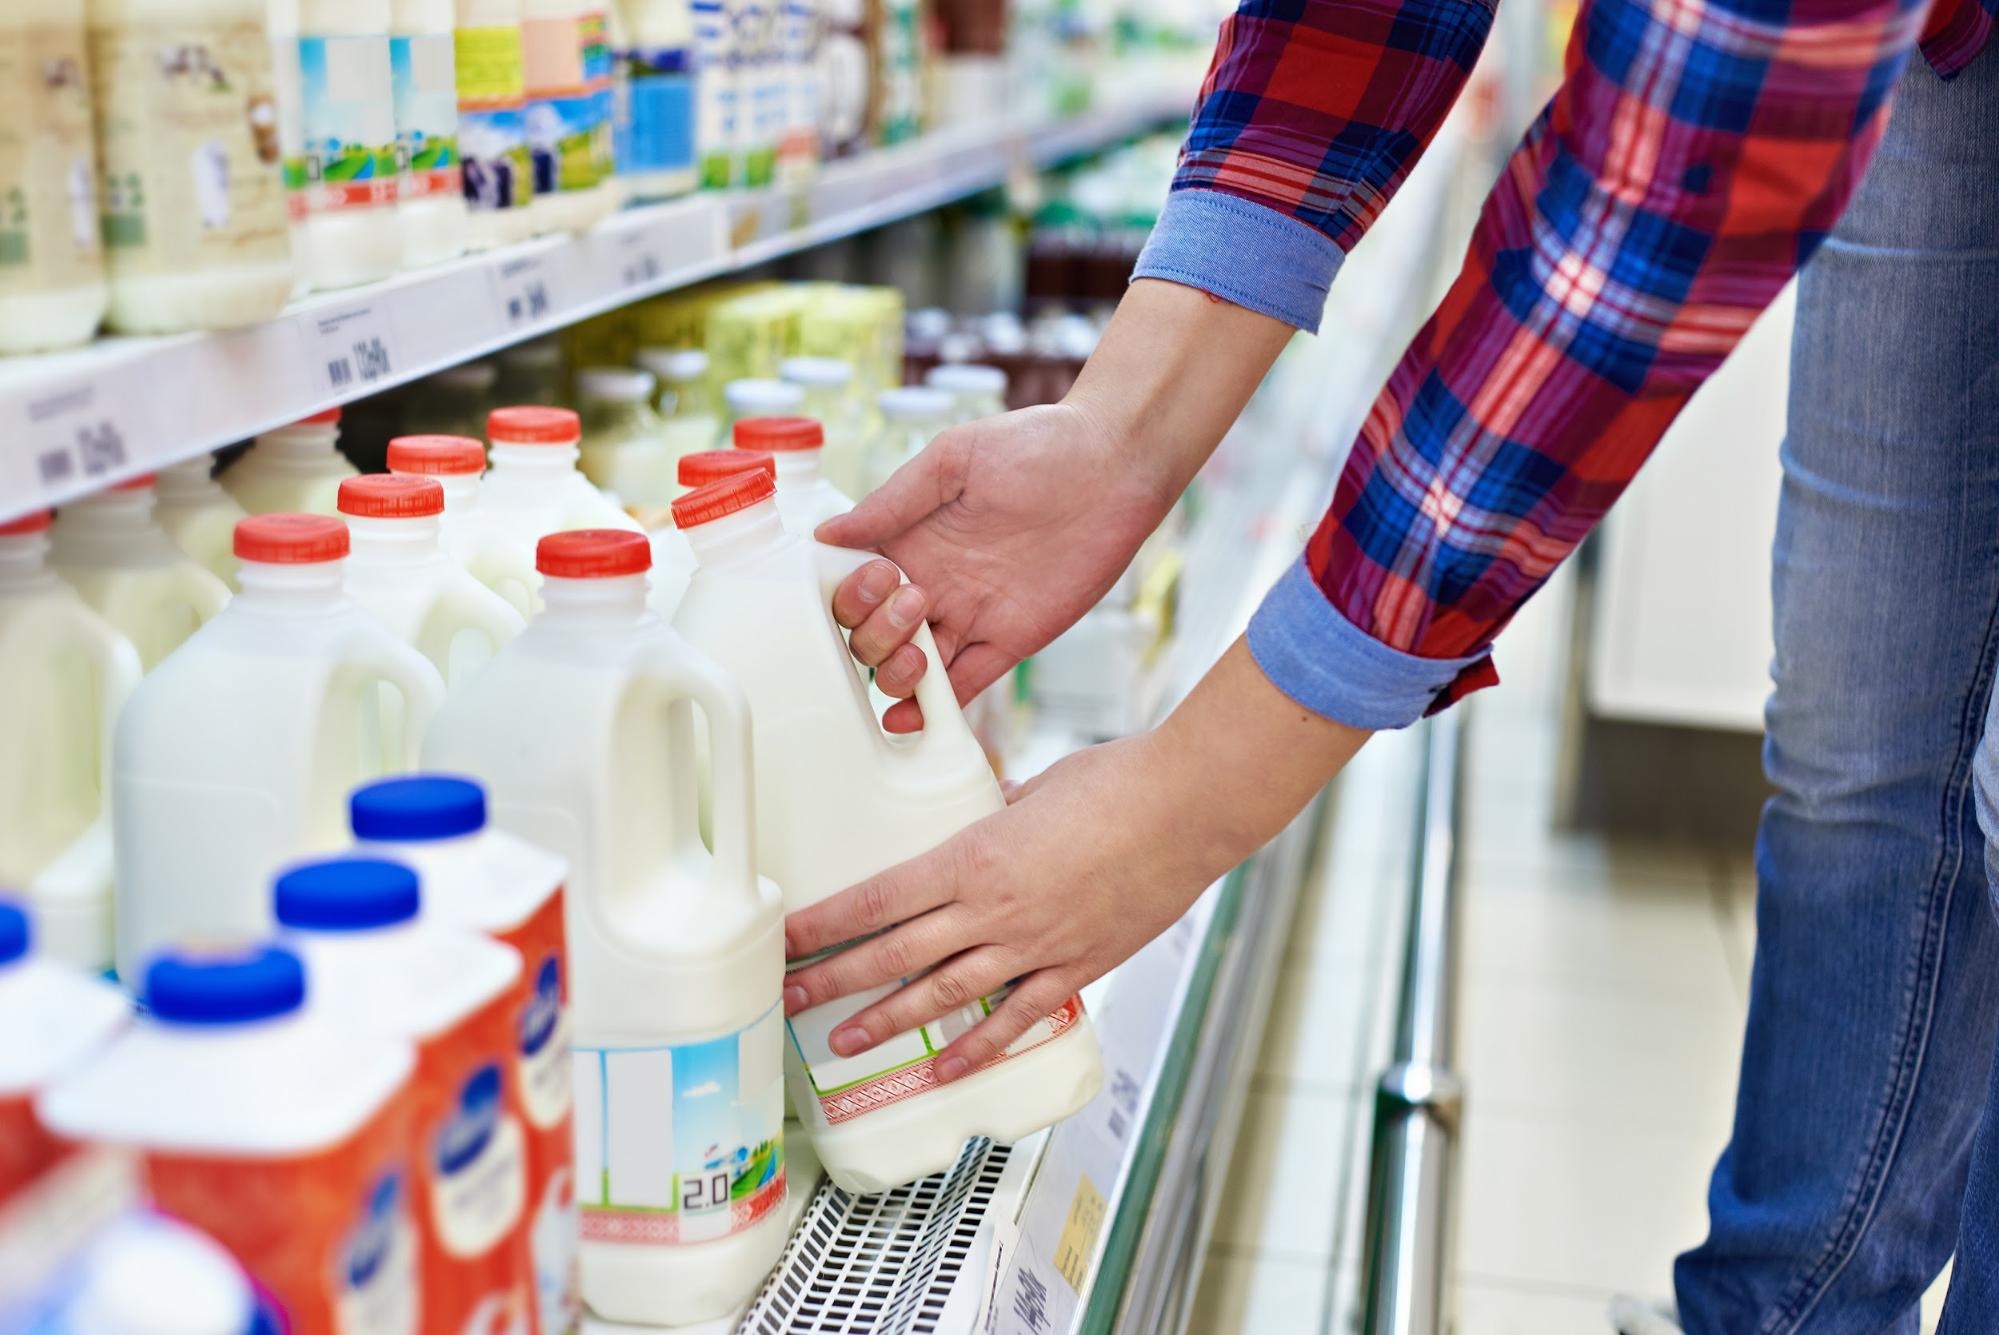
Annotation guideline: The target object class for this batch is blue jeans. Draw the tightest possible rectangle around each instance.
[1672,49,1999,1335]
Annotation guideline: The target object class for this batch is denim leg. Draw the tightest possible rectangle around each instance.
[1673,52,1999,1335]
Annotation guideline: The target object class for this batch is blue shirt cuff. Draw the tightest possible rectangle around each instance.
[1131,188,1345,333]
[1246,558,1488,730]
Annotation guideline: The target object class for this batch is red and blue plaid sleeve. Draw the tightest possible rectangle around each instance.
[1132,0,1497,331]
[1247,0,1940,728]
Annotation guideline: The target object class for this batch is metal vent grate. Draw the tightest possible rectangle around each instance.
[737,1139,1011,1334]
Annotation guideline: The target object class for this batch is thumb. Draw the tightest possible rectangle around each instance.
[815,434,963,551]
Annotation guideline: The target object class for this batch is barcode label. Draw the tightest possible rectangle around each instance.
[304,303,400,397]
[1010,1267,1050,1334]
[495,255,556,327]
[1106,1066,1141,1142]
[25,382,131,499]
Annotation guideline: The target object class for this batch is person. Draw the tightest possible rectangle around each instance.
[780,0,1999,1327]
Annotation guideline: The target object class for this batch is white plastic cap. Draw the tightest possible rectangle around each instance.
[637,347,710,382]
[723,378,806,414]
[907,308,952,342]
[67,1213,256,1335]
[937,331,982,365]
[779,356,854,387]
[576,366,658,402]
[498,338,561,369]
[878,386,955,421]
[925,363,1008,396]
[434,360,498,391]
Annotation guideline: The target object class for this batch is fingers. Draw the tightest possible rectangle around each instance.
[815,430,966,551]
[814,946,1016,1058]
[783,849,956,961]
[930,973,1076,1083]
[882,640,1017,734]
[874,642,928,698]
[830,559,901,631]
[845,585,927,670]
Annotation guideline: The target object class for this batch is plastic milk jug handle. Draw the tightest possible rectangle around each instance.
[331,633,448,768]
[170,562,231,626]
[812,543,978,757]
[64,605,141,814]
[642,642,756,892]
[434,580,526,661]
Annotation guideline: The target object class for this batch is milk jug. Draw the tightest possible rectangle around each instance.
[481,407,645,570]
[51,476,232,670]
[671,472,1104,1192]
[338,474,526,690]
[636,347,720,462]
[38,947,422,1335]
[0,900,129,1202]
[649,449,773,621]
[154,457,251,590]
[718,378,802,447]
[779,356,867,497]
[275,858,531,1335]
[0,511,142,971]
[924,362,1008,424]
[112,515,446,982]
[224,408,360,516]
[576,366,676,509]
[386,434,539,618]
[349,776,577,1334]
[423,529,788,1325]
[732,416,853,530]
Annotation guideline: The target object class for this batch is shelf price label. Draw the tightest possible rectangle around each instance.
[494,254,557,328]
[302,303,401,397]
[24,382,132,499]
[613,229,665,289]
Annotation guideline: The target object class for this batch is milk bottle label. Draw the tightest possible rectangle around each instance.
[691,0,735,188]
[290,35,398,217]
[521,13,613,195]
[785,960,1085,1125]
[0,25,101,299]
[612,46,694,179]
[455,26,533,215]
[144,1100,419,1335]
[391,34,462,201]
[88,22,292,276]
[573,1003,786,1245]
[499,891,578,1334]
[416,994,532,1332]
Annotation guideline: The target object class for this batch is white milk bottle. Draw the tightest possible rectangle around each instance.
[38,946,422,1332]
[638,346,722,461]
[89,0,294,333]
[671,471,1104,1192]
[386,434,540,618]
[520,0,617,233]
[0,511,142,972]
[866,385,952,494]
[718,377,802,447]
[393,0,470,267]
[112,515,446,982]
[731,415,853,530]
[274,857,532,1335]
[337,474,525,690]
[779,356,866,496]
[924,362,1008,424]
[154,457,251,590]
[649,449,773,619]
[51,476,232,671]
[576,367,676,509]
[481,406,645,566]
[348,776,577,1334]
[0,899,129,1202]
[455,0,536,248]
[224,407,359,516]
[422,529,788,1324]
[613,0,697,203]
[0,0,108,353]
[270,0,403,291]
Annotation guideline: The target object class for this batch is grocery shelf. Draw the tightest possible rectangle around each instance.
[0,84,1191,524]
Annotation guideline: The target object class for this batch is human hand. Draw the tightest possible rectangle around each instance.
[819,401,1174,732]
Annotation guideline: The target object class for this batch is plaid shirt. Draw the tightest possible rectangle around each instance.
[1135,0,1990,728]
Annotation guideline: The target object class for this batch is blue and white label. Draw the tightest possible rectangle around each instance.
[336,1168,419,1333]
[614,45,695,181]
[429,1063,528,1258]
[517,954,573,1129]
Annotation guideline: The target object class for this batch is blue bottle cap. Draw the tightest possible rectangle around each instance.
[273,858,420,932]
[0,900,28,966]
[146,947,305,1025]
[349,776,487,843]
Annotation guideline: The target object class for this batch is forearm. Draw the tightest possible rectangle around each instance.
[1145,636,1371,874]
[1066,278,1296,508]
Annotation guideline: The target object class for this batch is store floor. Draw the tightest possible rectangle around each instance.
[1186,569,1951,1334]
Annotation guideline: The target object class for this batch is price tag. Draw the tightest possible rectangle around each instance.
[493,254,557,328]
[23,380,134,499]
[1051,1175,1107,1294]
[302,303,401,397]
[613,229,666,290]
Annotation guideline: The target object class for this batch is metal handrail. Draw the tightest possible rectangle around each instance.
[1358,709,1467,1335]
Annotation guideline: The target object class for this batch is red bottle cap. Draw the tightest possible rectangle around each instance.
[297,406,342,425]
[0,510,53,536]
[678,449,776,488]
[733,416,824,452]
[672,470,777,530]
[386,435,486,476]
[234,514,350,563]
[110,473,159,491]
[536,529,652,578]
[338,474,445,519]
[488,406,580,445]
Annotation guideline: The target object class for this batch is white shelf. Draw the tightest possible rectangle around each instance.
[0,86,1189,522]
